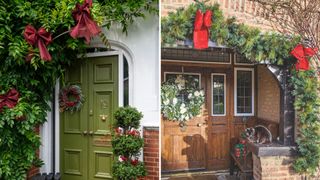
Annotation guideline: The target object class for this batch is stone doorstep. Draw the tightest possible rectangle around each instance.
[161,170,232,180]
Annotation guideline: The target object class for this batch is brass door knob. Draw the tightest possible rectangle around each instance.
[82,130,88,136]
[99,114,108,121]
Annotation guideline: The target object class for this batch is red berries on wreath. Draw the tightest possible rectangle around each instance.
[59,85,84,112]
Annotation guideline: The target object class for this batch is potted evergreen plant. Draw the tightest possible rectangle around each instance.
[111,107,147,180]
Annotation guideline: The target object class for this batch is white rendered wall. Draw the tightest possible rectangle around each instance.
[97,14,160,127]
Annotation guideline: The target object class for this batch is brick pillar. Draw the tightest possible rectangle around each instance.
[252,154,320,180]
[143,127,159,180]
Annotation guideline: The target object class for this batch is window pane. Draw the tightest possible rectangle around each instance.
[165,74,200,89]
[236,70,252,114]
[123,56,129,106]
[164,73,201,101]
[212,75,225,115]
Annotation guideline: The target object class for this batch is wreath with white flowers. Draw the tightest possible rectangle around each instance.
[59,85,85,112]
[161,83,205,125]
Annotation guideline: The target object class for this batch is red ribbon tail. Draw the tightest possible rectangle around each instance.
[37,39,52,61]
[70,15,101,44]
[296,58,309,71]
[194,10,204,31]
[83,15,101,36]
[203,10,212,27]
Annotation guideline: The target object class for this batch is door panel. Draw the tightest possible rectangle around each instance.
[88,56,118,180]
[162,120,206,171]
[161,70,207,172]
[61,56,118,180]
[61,59,88,180]
[206,72,230,170]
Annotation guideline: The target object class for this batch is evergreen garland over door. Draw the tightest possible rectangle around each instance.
[61,56,118,180]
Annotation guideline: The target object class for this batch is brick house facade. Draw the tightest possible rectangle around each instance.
[161,1,319,179]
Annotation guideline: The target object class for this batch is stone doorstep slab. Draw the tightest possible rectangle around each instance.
[161,170,233,180]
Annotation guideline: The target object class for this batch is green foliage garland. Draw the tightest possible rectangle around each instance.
[291,70,320,174]
[0,0,157,179]
[161,3,320,175]
[161,3,300,65]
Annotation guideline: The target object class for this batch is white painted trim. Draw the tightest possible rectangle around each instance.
[163,72,201,88]
[162,54,232,65]
[234,68,255,116]
[54,81,60,172]
[40,102,53,173]
[118,51,124,107]
[85,51,120,57]
[211,73,226,116]
[234,54,254,66]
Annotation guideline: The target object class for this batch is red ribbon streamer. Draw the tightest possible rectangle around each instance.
[0,89,19,109]
[70,0,101,44]
[290,44,318,71]
[24,25,52,61]
[193,10,212,49]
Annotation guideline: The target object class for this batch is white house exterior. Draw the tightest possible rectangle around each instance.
[37,13,160,179]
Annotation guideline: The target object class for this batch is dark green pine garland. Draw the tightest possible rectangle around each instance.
[162,3,320,175]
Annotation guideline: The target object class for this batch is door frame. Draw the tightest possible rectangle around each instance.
[39,41,135,173]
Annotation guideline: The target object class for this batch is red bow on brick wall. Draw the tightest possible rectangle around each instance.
[24,25,52,61]
[290,44,318,71]
[193,10,212,49]
[0,89,19,110]
[70,0,101,44]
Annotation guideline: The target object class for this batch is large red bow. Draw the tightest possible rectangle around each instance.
[0,89,19,109]
[290,44,318,71]
[193,10,212,49]
[24,25,52,61]
[70,0,101,44]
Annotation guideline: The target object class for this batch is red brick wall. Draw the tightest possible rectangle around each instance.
[257,65,280,123]
[143,127,159,180]
[253,154,320,180]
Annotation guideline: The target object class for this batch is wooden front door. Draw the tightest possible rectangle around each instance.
[206,71,231,170]
[61,56,118,180]
[161,65,232,172]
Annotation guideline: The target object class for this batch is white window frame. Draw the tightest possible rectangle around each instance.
[234,68,255,116]
[163,72,201,88]
[211,73,226,116]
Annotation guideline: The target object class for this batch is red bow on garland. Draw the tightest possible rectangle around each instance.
[70,0,101,44]
[290,44,318,71]
[0,89,19,110]
[24,25,53,61]
[193,10,212,49]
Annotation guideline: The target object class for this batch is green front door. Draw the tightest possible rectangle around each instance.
[60,55,118,180]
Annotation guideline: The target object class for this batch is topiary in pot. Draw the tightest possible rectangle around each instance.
[114,106,143,130]
[112,106,147,180]
[112,160,147,180]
